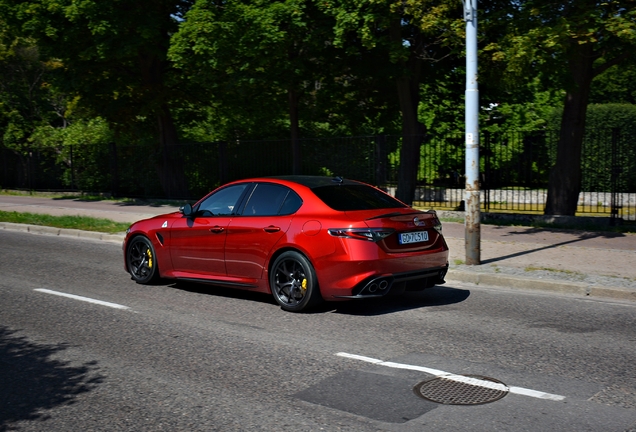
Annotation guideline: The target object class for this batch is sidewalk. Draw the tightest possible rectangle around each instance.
[1,194,635,302]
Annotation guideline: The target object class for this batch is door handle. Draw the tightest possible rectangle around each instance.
[209,226,225,234]
[263,225,281,233]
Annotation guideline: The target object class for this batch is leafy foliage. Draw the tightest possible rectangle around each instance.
[1,0,635,206]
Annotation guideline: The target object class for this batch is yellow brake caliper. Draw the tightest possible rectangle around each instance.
[147,249,153,268]
[301,278,307,294]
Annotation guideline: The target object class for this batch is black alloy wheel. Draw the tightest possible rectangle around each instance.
[269,251,321,312]
[127,236,159,284]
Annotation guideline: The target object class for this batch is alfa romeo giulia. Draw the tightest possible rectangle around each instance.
[123,176,449,311]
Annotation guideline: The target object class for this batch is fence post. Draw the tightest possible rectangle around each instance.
[483,130,490,212]
[610,128,621,225]
[27,150,33,191]
[69,145,75,190]
[375,135,387,187]
[218,141,228,184]
[109,142,119,198]
[1,144,5,188]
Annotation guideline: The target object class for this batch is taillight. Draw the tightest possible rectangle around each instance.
[433,219,442,234]
[426,210,443,233]
[328,228,395,242]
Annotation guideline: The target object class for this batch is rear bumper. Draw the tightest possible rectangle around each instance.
[331,264,449,299]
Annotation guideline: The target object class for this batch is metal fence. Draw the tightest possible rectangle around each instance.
[1,129,634,220]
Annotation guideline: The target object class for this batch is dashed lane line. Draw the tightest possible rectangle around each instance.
[34,288,130,310]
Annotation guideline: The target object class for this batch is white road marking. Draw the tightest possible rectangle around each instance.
[336,352,565,401]
[34,289,130,310]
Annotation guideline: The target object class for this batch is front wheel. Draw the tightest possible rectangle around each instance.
[269,251,321,312]
[126,236,159,284]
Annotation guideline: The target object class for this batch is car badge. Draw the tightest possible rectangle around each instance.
[413,217,426,227]
[162,221,168,228]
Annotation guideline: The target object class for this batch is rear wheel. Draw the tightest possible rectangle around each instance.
[269,251,321,312]
[127,236,159,284]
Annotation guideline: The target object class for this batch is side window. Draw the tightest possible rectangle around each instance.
[242,183,301,216]
[197,184,248,216]
[279,190,302,215]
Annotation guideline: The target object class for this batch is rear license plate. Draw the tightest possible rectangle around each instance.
[399,231,429,245]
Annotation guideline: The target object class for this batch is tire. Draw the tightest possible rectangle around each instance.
[126,236,159,284]
[269,251,321,312]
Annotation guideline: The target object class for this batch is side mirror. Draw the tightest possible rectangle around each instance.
[180,203,193,218]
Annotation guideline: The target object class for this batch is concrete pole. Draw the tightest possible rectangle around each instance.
[464,0,481,264]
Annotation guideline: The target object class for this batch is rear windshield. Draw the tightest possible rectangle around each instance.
[311,185,406,211]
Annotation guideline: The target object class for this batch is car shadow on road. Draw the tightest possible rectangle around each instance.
[170,281,277,305]
[0,326,104,431]
[324,286,471,316]
[169,282,470,316]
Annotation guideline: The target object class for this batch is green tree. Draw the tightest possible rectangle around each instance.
[0,33,52,147]
[1,0,195,198]
[171,0,360,173]
[485,0,636,215]
[0,29,64,186]
[320,0,463,204]
[590,59,636,105]
[29,117,114,190]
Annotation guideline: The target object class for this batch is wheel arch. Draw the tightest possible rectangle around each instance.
[266,246,313,291]
[267,247,323,311]
[124,232,165,277]
[124,233,145,273]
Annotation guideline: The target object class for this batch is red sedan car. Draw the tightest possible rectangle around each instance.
[124,176,449,311]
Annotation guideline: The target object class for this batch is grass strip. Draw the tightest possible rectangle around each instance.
[0,211,130,234]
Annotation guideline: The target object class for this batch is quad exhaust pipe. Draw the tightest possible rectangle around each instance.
[366,279,390,293]
[357,277,393,297]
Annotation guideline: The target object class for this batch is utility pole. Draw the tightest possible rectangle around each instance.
[464,0,480,264]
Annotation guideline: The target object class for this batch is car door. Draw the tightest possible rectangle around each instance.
[169,183,250,276]
[224,183,302,280]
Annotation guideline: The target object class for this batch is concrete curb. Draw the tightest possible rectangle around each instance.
[447,270,636,302]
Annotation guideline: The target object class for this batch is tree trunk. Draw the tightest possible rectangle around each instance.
[156,104,190,199]
[544,42,595,216]
[393,22,425,205]
[395,75,425,205]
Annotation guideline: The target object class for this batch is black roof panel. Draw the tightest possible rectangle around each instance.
[265,175,361,189]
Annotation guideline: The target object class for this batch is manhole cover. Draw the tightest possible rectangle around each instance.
[414,375,509,405]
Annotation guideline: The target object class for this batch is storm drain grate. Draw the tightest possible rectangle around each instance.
[414,375,509,405]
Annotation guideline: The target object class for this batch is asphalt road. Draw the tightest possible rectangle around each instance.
[1,231,635,431]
